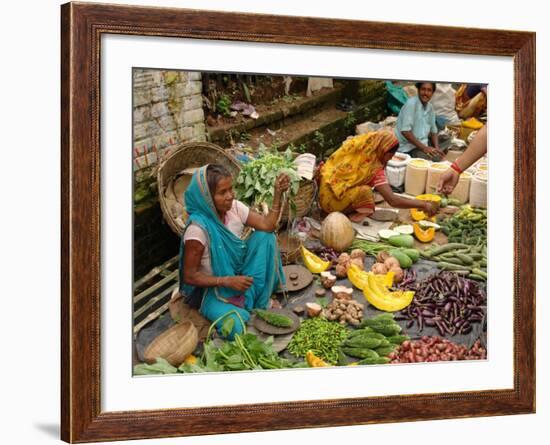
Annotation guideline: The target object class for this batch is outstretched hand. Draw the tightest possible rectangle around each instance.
[437,169,460,195]
[423,146,445,159]
[422,200,440,217]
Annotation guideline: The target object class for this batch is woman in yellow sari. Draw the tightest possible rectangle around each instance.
[455,84,487,119]
[319,130,439,223]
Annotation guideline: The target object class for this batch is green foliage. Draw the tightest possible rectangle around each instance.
[282,94,302,103]
[133,357,178,375]
[242,83,252,103]
[344,112,356,129]
[287,142,308,154]
[234,147,301,209]
[216,94,232,117]
[220,317,235,338]
[313,131,325,148]
[179,333,304,372]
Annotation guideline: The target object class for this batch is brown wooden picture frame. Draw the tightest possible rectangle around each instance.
[61,2,536,443]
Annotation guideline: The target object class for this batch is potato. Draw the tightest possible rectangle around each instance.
[335,264,348,278]
[350,249,366,260]
[371,263,388,274]
[384,257,401,270]
[337,253,351,265]
[376,251,391,263]
[350,257,365,270]
[389,266,404,283]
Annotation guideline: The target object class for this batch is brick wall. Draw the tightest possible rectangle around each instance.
[133,69,206,175]
[133,69,206,280]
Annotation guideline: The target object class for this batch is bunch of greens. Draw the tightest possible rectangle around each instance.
[287,317,349,365]
[234,145,301,212]
[216,94,231,117]
[133,357,178,375]
[180,333,306,372]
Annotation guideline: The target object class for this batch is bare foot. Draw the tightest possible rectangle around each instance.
[269,298,282,309]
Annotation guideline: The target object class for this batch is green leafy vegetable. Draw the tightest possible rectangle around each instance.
[180,332,304,373]
[221,317,235,337]
[133,357,178,375]
[234,146,302,210]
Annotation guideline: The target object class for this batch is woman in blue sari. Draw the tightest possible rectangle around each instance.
[178,164,289,338]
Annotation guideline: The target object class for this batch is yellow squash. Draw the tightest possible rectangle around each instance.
[306,350,329,367]
[363,273,414,312]
[347,264,394,290]
[183,354,197,365]
[413,223,435,243]
[300,245,331,274]
[411,194,441,221]
[410,209,437,222]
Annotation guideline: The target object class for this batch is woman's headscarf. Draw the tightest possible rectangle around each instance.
[321,130,398,200]
[179,165,246,300]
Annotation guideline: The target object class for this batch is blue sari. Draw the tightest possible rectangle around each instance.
[178,166,285,338]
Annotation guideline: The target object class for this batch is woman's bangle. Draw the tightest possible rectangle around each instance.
[450,161,463,174]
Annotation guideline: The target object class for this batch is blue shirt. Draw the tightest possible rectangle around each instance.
[394,95,438,153]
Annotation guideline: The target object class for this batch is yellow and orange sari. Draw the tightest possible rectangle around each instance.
[455,84,487,119]
[318,130,398,215]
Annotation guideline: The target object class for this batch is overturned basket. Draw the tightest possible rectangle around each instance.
[143,320,198,366]
[157,142,241,237]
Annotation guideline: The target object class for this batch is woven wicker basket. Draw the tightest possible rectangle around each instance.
[277,232,302,265]
[157,142,241,237]
[143,320,198,366]
[280,179,317,224]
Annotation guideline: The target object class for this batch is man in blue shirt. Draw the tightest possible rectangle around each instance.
[395,82,445,161]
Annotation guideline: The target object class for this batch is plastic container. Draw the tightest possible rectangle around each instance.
[385,152,411,188]
[475,161,488,172]
[425,162,451,194]
[469,171,488,208]
[449,171,472,204]
[404,158,430,195]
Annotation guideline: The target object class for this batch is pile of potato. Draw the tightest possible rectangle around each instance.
[371,251,404,283]
[323,298,364,326]
[334,249,366,278]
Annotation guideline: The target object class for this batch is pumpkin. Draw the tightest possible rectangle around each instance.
[410,208,437,223]
[306,350,329,367]
[320,212,355,252]
[413,223,435,243]
[410,208,427,221]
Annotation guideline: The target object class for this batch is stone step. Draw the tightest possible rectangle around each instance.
[208,80,388,159]
[231,95,387,159]
[208,85,345,147]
